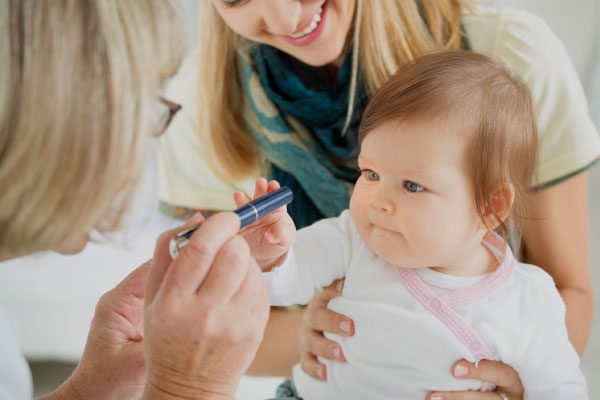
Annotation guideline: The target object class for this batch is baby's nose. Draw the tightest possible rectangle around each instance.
[370,197,395,215]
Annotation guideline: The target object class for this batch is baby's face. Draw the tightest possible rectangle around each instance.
[350,119,486,270]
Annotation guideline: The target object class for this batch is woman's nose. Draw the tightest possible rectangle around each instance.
[258,0,302,36]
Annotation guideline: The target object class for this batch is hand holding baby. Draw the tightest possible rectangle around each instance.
[233,178,296,270]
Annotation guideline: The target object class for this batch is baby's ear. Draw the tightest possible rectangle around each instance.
[481,183,515,231]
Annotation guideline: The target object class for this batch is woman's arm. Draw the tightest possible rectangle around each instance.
[247,307,303,376]
[249,281,354,379]
[521,172,592,354]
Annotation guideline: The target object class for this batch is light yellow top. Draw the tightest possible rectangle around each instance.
[158,6,600,213]
[158,46,256,212]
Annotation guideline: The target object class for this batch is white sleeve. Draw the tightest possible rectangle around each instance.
[262,210,357,306]
[511,285,587,399]
[0,310,33,400]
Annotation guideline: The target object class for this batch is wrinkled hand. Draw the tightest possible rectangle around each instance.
[427,360,524,400]
[299,279,354,381]
[52,263,150,400]
[143,212,270,400]
[234,178,296,270]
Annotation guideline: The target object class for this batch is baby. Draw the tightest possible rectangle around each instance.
[236,51,587,399]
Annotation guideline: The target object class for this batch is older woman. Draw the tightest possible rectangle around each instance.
[0,1,269,399]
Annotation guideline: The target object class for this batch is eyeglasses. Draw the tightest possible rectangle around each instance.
[154,97,182,137]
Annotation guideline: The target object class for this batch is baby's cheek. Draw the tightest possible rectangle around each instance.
[379,240,401,260]
[353,220,371,244]
[349,198,367,225]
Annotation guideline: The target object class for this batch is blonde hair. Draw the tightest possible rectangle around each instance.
[0,0,185,256]
[197,0,466,182]
[359,51,538,244]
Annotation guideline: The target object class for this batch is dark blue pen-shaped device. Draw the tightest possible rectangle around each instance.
[169,187,293,259]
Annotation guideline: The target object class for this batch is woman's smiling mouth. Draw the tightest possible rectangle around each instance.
[282,0,327,46]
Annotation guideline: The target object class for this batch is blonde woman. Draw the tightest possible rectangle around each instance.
[0,1,268,399]
[159,0,600,398]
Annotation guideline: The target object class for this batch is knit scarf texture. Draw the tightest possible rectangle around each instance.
[241,45,368,228]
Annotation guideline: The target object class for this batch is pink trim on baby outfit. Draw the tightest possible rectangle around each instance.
[396,232,515,392]
[441,234,515,309]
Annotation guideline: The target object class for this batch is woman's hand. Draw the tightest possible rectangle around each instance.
[43,215,210,400]
[427,359,524,400]
[234,178,296,271]
[299,279,354,381]
[142,212,270,400]
[45,263,151,400]
[298,282,524,399]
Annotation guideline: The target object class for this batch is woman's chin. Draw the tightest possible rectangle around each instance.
[281,29,347,67]
[55,238,89,255]
[285,46,345,67]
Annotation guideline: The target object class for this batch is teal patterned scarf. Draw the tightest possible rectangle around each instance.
[240,45,368,228]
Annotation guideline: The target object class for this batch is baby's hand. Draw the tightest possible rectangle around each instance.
[233,178,296,271]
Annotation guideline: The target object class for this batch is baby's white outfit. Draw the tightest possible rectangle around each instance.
[263,210,587,399]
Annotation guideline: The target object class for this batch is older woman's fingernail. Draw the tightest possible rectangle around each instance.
[454,364,469,377]
[332,347,341,359]
[339,320,351,334]
[336,280,344,292]
[184,213,200,225]
[299,335,307,350]
[317,366,326,380]
[431,396,444,400]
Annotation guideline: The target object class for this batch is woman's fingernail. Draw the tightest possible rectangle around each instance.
[332,347,341,359]
[336,280,344,292]
[339,320,351,334]
[431,396,444,400]
[299,335,307,350]
[454,364,469,377]
[182,218,198,229]
[316,366,325,380]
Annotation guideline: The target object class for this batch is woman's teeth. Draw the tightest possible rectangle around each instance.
[290,5,323,39]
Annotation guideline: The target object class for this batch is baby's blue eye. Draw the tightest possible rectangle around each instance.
[361,169,379,181]
[404,181,424,193]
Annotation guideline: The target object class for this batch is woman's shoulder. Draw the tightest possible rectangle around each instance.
[158,46,256,212]
[164,46,199,108]
[463,6,600,187]
[463,6,561,70]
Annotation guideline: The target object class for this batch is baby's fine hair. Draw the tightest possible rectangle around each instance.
[359,51,538,244]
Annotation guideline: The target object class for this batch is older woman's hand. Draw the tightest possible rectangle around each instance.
[44,262,151,400]
[299,279,354,381]
[142,212,270,400]
[427,360,524,400]
[43,214,211,400]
